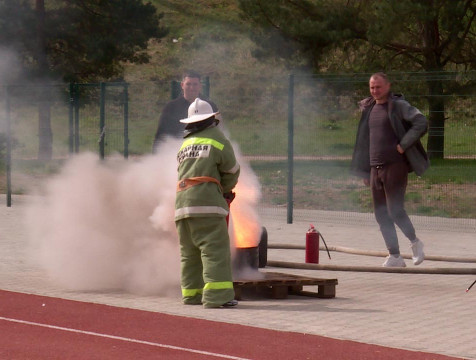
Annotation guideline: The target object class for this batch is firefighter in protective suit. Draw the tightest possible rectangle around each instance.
[175,98,240,308]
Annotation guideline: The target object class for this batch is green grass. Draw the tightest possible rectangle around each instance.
[9,103,473,160]
[1,0,475,219]
[249,159,476,218]
[420,159,476,182]
[2,100,475,219]
[2,78,475,220]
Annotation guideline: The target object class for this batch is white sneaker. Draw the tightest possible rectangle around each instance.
[382,255,406,267]
[411,239,425,265]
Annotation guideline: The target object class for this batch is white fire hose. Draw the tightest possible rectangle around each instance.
[268,243,476,263]
[267,243,476,275]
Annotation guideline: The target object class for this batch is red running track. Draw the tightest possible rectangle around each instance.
[0,290,463,360]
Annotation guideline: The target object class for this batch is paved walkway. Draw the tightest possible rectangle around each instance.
[1,195,475,359]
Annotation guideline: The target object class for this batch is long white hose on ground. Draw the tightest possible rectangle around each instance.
[267,244,476,274]
[268,243,476,263]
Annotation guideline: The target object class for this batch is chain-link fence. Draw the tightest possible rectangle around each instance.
[69,83,130,158]
[1,72,475,230]
[213,72,476,230]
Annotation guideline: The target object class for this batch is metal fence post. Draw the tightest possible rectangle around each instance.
[287,74,295,224]
[123,83,129,159]
[99,82,106,160]
[5,86,12,207]
[74,84,80,153]
[68,83,74,154]
[203,76,210,98]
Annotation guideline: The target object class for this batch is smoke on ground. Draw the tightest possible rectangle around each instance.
[26,137,263,295]
[26,139,182,295]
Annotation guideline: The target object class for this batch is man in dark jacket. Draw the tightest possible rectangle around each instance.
[152,70,218,152]
[351,72,429,267]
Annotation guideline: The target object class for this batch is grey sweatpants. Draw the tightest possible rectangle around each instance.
[370,161,417,255]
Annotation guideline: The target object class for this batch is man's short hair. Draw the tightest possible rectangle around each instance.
[370,72,390,83]
[182,70,201,80]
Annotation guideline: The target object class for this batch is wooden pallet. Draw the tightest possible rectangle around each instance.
[233,271,338,300]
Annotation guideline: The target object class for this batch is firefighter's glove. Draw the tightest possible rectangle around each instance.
[223,191,236,204]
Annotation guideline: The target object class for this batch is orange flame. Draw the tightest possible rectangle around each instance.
[227,155,262,249]
[230,206,261,248]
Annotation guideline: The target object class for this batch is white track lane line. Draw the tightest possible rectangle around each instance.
[1,316,252,360]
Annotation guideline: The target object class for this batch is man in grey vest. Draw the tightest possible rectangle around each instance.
[351,72,429,267]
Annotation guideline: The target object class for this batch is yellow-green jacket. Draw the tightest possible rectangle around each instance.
[175,126,240,221]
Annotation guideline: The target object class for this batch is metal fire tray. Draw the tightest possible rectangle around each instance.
[233,271,338,300]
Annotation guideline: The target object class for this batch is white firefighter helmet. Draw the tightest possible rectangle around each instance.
[180,98,220,124]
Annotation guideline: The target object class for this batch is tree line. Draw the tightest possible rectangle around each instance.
[1,0,475,159]
[0,0,166,160]
[238,0,476,159]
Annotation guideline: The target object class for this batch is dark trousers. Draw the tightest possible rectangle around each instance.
[370,162,416,255]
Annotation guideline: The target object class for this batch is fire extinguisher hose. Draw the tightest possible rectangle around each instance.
[319,233,331,260]
[467,279,476,292]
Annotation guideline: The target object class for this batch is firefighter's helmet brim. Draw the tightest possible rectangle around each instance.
[180,98,219,124]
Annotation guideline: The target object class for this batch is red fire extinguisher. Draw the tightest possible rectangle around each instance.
[306,224,331,264]
[306,224,320,263]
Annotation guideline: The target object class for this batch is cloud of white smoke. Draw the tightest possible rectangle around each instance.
[26,137,263,295]
[26,139,183,295]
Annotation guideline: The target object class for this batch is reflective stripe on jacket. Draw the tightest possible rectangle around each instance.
[175,126,240,220]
